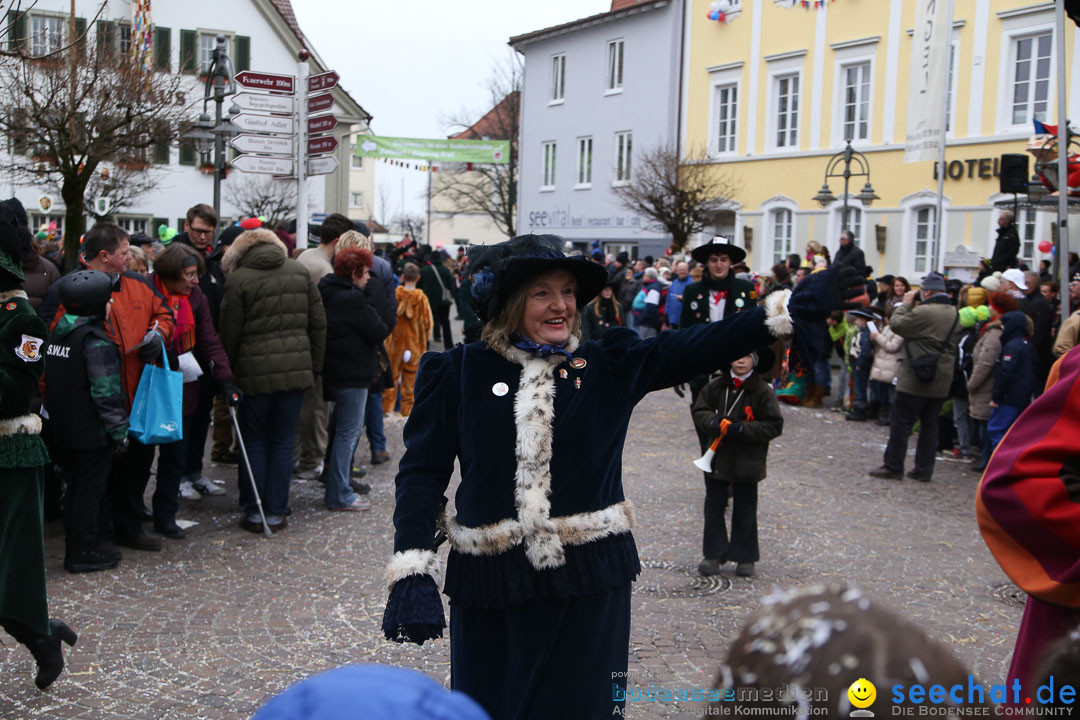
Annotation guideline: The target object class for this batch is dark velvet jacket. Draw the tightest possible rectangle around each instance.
[387,308,778,614]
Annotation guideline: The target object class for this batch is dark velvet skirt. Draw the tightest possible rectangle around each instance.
[0,466,49,637]
[450,583,631,720]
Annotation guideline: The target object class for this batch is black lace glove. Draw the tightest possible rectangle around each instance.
[787,266,867,361]
[382,574,446,646]
[222,381,244,407]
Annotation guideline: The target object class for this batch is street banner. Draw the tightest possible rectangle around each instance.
[355,135,509,164]
[904,0,951,163]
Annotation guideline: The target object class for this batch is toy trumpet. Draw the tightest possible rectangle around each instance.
[693,418,732,471]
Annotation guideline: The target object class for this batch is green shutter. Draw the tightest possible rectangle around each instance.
[235,35,250,72]
[152,217,168,238]
[7,11,26,52]
[179,29,196,74]
[153,141,170,164]
[96,19,114,56]
[177,218,186,231]
[179,143,196,166]
[74,17,87,57]
[154,25,170,70]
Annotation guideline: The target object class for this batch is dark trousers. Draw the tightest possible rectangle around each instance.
[152,415,192,528]
[184,380,215,478]
[434,304,453,350]
[59,446,113,552]
[703,479,759,563]
[107,438,156,540]
[852,366,870,413]
[974,418,991,467]
[883,391,944,476]
[237,391,302,517]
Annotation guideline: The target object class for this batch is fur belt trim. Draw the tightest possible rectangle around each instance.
[385,549,443,591]
[0,414,42,437]
[764,289,794,338]
[445,500,636,558]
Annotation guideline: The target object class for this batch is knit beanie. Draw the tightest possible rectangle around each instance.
[959,306,978,328]
[989,291,1019,315]
[980,272,1002,292]
[967,286,988,307]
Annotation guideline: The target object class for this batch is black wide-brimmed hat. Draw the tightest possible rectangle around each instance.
[690,236,746,265]
[749,346,776,375]
[467,234,609,321]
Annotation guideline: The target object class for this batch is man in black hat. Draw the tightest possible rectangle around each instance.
[832,229,866,275]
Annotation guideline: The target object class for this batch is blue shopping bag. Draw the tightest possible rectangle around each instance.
[128,335,184,444]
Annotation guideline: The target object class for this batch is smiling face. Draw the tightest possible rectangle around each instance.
[893,279,907,296]
[706,253,731,280]
[847,678,876,709]
[517,269,577,347]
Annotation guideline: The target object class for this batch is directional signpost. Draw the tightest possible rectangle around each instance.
[307,70,339,93]
[307,92,335,114]
[307,135,338,156]
[230,134,293,155]
[232,113,295,135]
[233,92,295,114]
[307,114,338,135]
[235,70,295,94]
[232,154,294,175]
[307,155,338,176]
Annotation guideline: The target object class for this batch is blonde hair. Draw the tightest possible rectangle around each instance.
[481,269,583,353]
[337,229,373,252]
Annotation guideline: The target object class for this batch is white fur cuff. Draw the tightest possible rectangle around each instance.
[0,413,42,437]
[385,549,442,591]
[764,289,794,338]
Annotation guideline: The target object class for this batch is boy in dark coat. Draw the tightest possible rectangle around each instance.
[692,349,783,578]
[988,310,1034,451]
[45,270,129,573]
[845,308,876,421]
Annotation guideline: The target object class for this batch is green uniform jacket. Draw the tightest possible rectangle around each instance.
[691,371,783,483]
[0,289,50,637]
[219,232,327,397]
[890,297,959,399]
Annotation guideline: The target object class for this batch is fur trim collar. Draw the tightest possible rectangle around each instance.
[0,289,28,303]
[0,413,42,437]
[764,289,794,338]
[221,232,288,276]
[488,333,581,365]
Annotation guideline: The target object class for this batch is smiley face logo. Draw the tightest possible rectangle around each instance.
[847,678,876,711]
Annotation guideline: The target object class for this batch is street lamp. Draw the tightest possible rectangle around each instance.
[182,34,239,220]
[812,140,878,237]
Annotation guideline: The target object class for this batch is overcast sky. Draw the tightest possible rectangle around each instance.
[293,0,610,221]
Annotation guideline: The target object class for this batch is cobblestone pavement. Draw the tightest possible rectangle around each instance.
[0,385,1022,719]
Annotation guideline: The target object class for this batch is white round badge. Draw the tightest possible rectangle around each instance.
[690,301,698,310]
[492,382,509,397]
[735,298,745,308]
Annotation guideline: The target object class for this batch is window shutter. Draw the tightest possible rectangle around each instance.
[153,141,170,164]
[179,29,196,74]
[96,19,115,56]
[152,218,168,238]
[179,142,196,166]
[235,35,250,72]
[6,11,26,52]
[176,218,186,232]
[154,25,171,70]
[74,17,87,57]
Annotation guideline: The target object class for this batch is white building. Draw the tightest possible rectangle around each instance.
[2,0,370,238]
[510,0,683,259]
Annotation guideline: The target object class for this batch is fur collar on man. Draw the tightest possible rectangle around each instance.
[221,231,288,276]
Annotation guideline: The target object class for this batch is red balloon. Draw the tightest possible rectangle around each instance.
[1038,240,1053,253]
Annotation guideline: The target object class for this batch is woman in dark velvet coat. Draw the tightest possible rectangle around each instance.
[381,234,861,719]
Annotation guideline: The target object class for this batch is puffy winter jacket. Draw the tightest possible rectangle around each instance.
[967,320,1003,421]
[318,273,389,393]
[219,231,326,396]
[869,326,904,384]
[992,311,1035,408]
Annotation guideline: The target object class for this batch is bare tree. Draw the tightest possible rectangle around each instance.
[611,144,739,251]
[375,180,393,226]
[224,176,297,227]
[0,1,106,61]
[392,212,425,242]
[0,19,190,269]
[434,51,520,238]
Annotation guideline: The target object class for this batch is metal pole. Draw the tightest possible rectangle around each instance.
[1057,0,1071,328]
[297,52,309,252]
[933,0,955,274]
[842,144,851,235]
[425,160,432,246]
[213,82,224,220]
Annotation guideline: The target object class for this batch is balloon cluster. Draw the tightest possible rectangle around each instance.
[707,0,731,22]
[1039,240,1054,254]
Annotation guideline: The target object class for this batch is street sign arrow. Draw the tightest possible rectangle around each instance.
[307,114,339,135]
[307,92,335,114]
[307,135,339,156]
[234,70,295,94]
[231,154,295,175]
[234,92,295,114]
[230,134,294,155]
[232,113,295,135]
[308,70,339,93]
[307,155,339,176]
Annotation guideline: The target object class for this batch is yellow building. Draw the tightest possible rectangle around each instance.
[683,0,1079,278]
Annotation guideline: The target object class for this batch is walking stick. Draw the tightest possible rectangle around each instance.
[228,405,273,538]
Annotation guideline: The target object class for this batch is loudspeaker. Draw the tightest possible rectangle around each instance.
[1000,154,1029,194]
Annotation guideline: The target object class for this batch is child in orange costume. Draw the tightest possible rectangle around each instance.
[383,263,433,416]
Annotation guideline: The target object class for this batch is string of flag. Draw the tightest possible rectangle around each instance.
[376,157,444,172]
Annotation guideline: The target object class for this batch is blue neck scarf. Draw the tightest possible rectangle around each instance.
[511,334,573,360]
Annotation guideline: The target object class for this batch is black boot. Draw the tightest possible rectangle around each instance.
[26,619,77,690]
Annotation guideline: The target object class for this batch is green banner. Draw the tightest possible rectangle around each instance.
[355,135,509,164]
